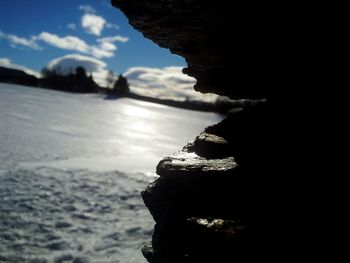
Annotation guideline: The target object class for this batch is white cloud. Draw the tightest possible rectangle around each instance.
[95,35,128,56]
[0,31,41,50]
[6,35,39,49]
[106,23,120,30]
[47,54,106,73]
[98,35,129,43]
[124,66,218,102]
[47,54,108,86]
[99,41,117,51]
[35,32,114,59]
[67,23,76,30]
[36,32,88,53]
[81,14,106,36]
[0,57,40,77]
[79,5,96,14]
[90,46,114,59]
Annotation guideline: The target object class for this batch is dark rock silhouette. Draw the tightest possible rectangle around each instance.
[112,1,285,99]
[112,1,287,262]
[139,106,273,262]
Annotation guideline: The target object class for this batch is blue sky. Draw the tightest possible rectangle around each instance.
[0,0,218,102]
[0,0,186,75]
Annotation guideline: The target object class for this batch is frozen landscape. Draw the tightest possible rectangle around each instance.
[0,83,223,263]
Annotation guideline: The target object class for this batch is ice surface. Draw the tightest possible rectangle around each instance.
[0,83,223,262]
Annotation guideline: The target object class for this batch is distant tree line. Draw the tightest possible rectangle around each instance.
[1,63,130,95]
[40,66,99,93]
[105,70,130,94]
[0,66,38,87]
[1,64,260,113]
[40,66,129,95]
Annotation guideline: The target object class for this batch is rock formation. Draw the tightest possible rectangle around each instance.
[111,1,287,99]
[112,1,282,262]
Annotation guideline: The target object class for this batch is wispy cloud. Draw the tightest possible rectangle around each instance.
[81,14,106,36]
[36,32,89,53]
[97,35,129,43]
[0,57,41,77]
[106,23,120,30]
[78,5,96,14]
[99,42,117,51]
[67,23,76,30]
[124,66,218,102]
[0,31,41,50]
[35,32,114,59]
[47,54,109,86]
[90,46,114,59]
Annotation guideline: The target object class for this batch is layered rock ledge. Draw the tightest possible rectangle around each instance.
[136,106,273,262]
[141,141,248,262]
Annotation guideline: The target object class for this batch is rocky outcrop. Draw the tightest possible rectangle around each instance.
[112,1,283,99]
[111,1,280,262]
[138,105,274,262]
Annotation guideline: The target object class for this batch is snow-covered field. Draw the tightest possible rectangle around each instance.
[0,83,222,263]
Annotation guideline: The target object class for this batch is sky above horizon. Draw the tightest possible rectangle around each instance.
[0,0,217,101]
[0,0,186,74]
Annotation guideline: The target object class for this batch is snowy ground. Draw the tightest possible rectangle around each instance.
[0,84,223,263]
